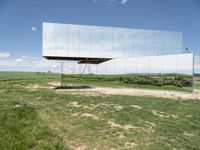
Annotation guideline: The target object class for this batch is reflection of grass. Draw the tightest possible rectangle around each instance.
[1,72,200,149]
[194,81,200,90]
[63,74,193,92]
[63,78,192,92]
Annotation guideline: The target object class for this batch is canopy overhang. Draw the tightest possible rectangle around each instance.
[43,56,112,64]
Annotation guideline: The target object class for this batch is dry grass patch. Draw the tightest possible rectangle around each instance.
[71,113,80,117]
[81,113,99,120]
[108,120,134,131]
[183,132,195,137]
[108,120,155,133]
[66,141,87,150]
[118,133,126,139]
[113,105,123,110]
[56,90,102,97]
[130,104,142,109]
[186,115,192,118]
[25,84,53,90]
[152,110,177,118]
[82,105,96,110]
[125,142,137,148]
[48,81,60,86]
[0,90,6,93]
[67,101,82,108]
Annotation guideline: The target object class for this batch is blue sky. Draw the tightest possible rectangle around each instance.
[0,0,200,72]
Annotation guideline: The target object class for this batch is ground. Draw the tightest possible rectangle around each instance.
[0,72,200,150]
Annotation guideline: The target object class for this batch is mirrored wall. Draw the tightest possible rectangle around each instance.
[43,22,183,59]
[61,53,193,92]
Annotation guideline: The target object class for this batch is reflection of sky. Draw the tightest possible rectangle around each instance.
[43,22,183,58]
[194,56,200,73]
[62,53,193,75]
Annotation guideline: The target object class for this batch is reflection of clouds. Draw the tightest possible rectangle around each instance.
[0,54,193,74]
[60,54,193,75]
[43,22,183,59]
[194,55,200,73]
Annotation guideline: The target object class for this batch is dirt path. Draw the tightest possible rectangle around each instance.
[95,87,200,100]
[54,84,200,100]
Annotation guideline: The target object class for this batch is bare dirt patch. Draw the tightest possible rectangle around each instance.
[67,102,111,111]
[56,90,102,97]
[67,101,82,108]
[48,81,60,86]
[82,105,96,110]
[125,142,137,148]
[108,120,155,133]
[152,110,177,118]
[183,132,195,137]
[76,145,87,150]
[118,133,126,139]
[25,84,53,90]
[81,113,99,120]
[67,142,87,150]
[130,105,142,109]
[152,110,169,118]
[71,113,80,117]
[37,97,42,100]
[69,91,101,97]
[108,120,134,131]
[55,85,200,100]
[113,105,123,110]
[186,115,192,118]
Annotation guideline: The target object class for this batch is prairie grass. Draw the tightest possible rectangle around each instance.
[0,72,200,149]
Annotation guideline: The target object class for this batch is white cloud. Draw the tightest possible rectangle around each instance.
[15,58,23,63]
[92,0,128,5]
[0,51,10,59]
[31,27,37,32]
[121,0,128,4]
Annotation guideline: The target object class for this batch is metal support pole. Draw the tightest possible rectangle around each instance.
[192,53,194,93]
[80,64,87,78]
[175,55,178,91]
[60,61,64,87]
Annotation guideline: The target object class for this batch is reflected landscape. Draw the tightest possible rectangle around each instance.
[61,54,193,92]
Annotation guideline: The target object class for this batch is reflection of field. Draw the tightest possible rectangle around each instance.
[194,74,200,81]
[62,74,193,92]
[1,72,200,150]
[194,74,200,90]
[194,81,200,90]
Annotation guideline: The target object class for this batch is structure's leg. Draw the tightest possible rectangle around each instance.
[60,61,64,87]
[87,65,91,74]
[80,64,87,78]
[192,54,194,93]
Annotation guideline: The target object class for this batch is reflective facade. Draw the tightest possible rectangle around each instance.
[62,53,193,92]
[43,22,193,91]
[43,22,183,59]
[63,54,193,75]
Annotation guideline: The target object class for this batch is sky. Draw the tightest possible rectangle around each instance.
[0,0,200,72]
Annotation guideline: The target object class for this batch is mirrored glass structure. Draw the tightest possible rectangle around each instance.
[43,22,183,59]
[42,22,193,92]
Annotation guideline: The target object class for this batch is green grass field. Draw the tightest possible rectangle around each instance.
[0,72,200,149]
